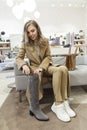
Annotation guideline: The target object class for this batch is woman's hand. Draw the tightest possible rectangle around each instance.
[22,65,30,75]
[34,68,43,75]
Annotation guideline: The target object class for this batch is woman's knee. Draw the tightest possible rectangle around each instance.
[48,65,68,74]
[59,66,68,72]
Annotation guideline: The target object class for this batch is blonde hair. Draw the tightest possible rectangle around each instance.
[22,20,43,43]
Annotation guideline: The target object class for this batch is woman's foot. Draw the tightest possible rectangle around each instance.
[64,100,76,118]
[51,102,71,122]
[29,108,49,121]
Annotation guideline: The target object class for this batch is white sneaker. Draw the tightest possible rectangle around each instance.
[64,100,76,118]
[51,103,71,122]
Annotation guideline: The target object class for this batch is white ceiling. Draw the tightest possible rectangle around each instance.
[0,0,87,20]
[36,0,87,6]
[0,0,86,35]
[1,0,87,7]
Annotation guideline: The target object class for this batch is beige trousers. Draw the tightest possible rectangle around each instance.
[48,65,70,102]
[26,65,70,103]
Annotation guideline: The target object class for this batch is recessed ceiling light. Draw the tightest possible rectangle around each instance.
[60,3,64,7]
[82,4,85,7]
[24,0,36,12]
[34,11,40,19]
[68,3,72,7]
[51,3,55,7]
[6,0,13,7]
[12,5,23,20]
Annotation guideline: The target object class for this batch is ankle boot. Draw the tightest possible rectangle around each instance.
[28,74,49,121]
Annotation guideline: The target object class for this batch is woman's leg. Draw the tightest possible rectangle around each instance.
[48,65,76,122]
[28,74,49,121]
[60,66,76,117]
[38,73,43,100]
[48,65,69,102]
[58,66,70,100]
[57,66,76,118]
[48,65,70,122]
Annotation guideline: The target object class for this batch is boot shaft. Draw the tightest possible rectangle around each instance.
[28,74,39,109]
[28,74,49,121]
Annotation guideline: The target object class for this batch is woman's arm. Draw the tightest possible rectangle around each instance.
[16,43,30,74]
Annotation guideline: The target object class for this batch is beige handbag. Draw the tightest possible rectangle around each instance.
[66,47,79,71]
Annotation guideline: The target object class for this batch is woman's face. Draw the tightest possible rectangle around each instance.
[27,24,38,40]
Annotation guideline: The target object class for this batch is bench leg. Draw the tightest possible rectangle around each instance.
[19,90,22,102]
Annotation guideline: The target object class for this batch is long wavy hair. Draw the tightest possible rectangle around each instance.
[22,20,43,43]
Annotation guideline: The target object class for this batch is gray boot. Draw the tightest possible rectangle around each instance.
[28,74,49,121]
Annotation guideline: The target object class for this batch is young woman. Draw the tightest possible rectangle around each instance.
[16,20,76,122]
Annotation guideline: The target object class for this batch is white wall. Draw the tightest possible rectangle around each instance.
[0,6,86,35]
[0,20,23,35]
[0,1,86,46]
[84,7,87,44]
[38,6,85,37]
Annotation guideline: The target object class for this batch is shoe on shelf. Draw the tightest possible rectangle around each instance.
[51,102,71,122]
[64,100,76,118]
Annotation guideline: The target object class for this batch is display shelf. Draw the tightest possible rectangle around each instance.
[74,39,85,44]
[0,42,11,56]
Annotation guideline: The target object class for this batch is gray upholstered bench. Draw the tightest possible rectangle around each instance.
[14,55,87,102]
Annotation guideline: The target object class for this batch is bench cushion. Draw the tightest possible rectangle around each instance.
[69,65,87,86]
